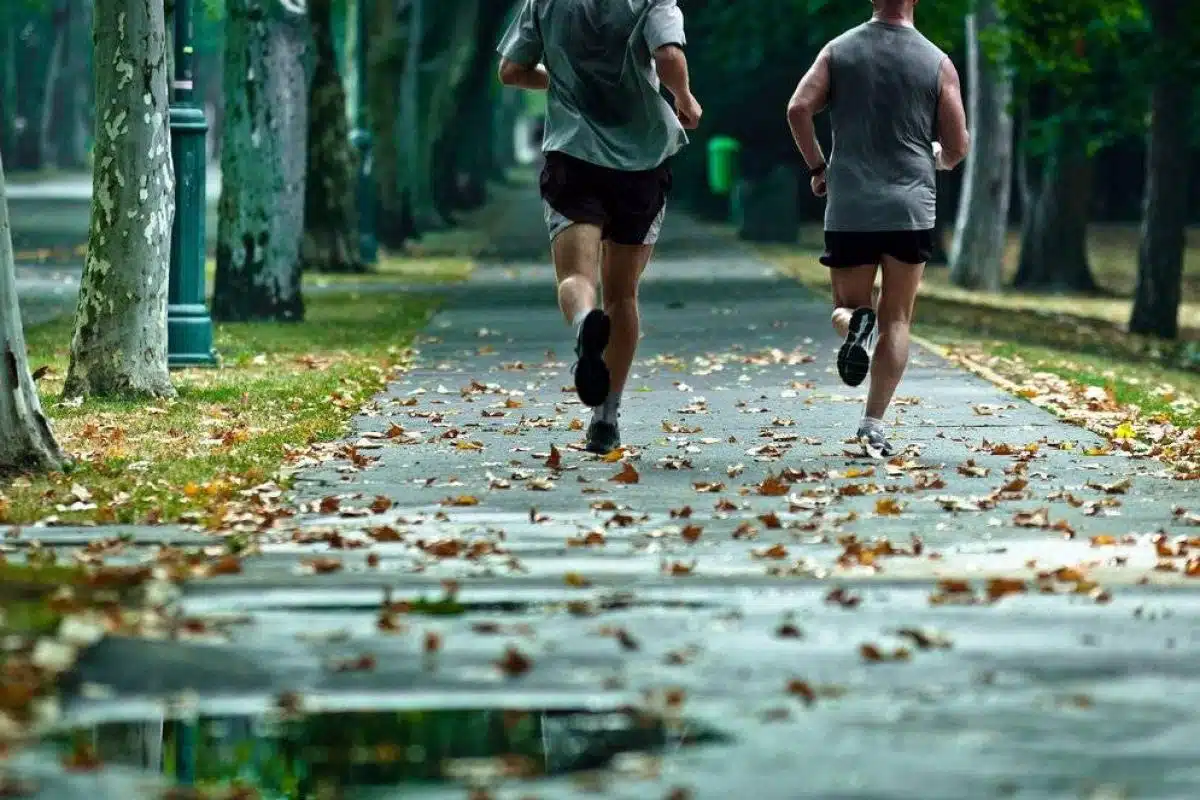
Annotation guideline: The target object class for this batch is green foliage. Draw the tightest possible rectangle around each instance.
[994,0,1150,154]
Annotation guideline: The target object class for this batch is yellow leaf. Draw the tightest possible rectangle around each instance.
[601,448,626,463]
[1112,422,1137,441]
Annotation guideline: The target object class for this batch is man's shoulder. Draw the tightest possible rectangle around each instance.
[827,23,869,48]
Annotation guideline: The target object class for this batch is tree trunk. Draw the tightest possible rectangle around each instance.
[434,0,511,217]
[402,0,447,232]
[0,150,65,474]
[413,0,478,229]
[1011,113,1097,293]
[1128,0,1191,339]
[368,0,412,248]
[212,0,310,323]
[300,0,362,273]
[38,1,69,169]
[949,2,1014,292]
[63,0,175,399]
[1,7,19,160]
[59,0,93,169]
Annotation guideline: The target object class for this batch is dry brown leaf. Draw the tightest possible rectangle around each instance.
[874,497,904,516]
[758,473,791,497]
[496,646,533,677]
[611,462,640,484]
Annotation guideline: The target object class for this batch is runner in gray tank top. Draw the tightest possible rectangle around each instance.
[787,0,970,458]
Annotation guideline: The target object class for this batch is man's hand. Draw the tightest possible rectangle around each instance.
[675,92,703,129]
[810,174,827,197]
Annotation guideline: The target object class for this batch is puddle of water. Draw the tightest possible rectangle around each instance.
[43,707,727,796]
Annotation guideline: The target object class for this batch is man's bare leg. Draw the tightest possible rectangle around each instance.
[552,223,603,325]
[830,264,877,337]
[579,241,653,453]
[829,264,879,387]
[551,223,614,408]
[602,242,654,393]
[860,256,923,456]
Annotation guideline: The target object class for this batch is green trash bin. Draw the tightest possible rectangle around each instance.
[707,136,741,196]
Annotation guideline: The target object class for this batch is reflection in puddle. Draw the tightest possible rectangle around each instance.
[52,707,727,796]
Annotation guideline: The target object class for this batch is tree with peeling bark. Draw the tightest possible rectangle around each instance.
[63,0,176,400]
[300,0,362,274]
[1128,0,1198,340]
[949,0,1013,292]
[0,150,65,474]
[212,0,311,322]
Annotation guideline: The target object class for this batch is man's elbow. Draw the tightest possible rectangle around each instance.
[945,132,970,167]
[786,99,814,126]
[497,59,524,87]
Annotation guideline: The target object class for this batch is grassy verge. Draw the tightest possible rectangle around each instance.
[0,278,463,527]
[759,241,1200,473]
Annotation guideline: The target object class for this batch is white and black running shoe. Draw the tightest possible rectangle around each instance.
[837,307,877,387]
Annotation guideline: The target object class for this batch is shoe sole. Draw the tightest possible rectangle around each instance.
[584,436,620,455]
[858,434,893,461]
[574,310,611,407]
[837,307,876,387]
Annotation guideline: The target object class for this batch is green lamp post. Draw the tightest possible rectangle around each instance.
[349,0,378,265]
[167,0,218,368]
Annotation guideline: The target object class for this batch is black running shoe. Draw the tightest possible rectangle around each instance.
[574,309,611,407]
[837,307,877,387]
[857,425,895,460]
[585,420,621,455]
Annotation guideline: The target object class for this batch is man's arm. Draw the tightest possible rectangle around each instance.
[498,59,548,91]
[645,0,701,129]
[935,57,969,170]
[496,0,548,91]
[786,45,831,173]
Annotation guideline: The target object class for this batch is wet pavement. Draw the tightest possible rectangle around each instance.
[7,186,1200,799]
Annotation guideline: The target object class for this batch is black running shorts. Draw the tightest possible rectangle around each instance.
[819,229,935,268]
[539,151,671,246]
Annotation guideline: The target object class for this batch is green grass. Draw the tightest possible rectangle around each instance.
[0,286,452,527]
[202,254,475,288]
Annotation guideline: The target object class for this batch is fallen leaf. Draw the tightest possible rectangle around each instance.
[786,679,816,706]
[496,646,533,677]
[874,497,904,516]
[611,462,640,484]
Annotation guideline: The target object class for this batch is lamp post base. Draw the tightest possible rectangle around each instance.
[167,302,218,369]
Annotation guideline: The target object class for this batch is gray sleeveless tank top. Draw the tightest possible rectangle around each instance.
[824,20,946,232]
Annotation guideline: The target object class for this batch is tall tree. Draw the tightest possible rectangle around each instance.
[411,0,478,229]
[1001,0,1144,292]
[433,0,516,214]
[300,0,362,273]
[1128,0,1195,339]
[212,0,311,322]
[63,0,175,399]
[367,0,415,248]
[38,0,69,168]
[0,149,64,473]
[950,0,1014,291]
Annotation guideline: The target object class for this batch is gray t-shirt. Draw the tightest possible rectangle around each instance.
[824,21,946,232]
[497,0,688,172]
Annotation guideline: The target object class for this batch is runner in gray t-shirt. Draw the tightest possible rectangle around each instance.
[498,0,702,455]
[786,0,969,459]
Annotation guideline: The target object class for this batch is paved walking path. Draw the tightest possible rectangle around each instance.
[13,187,1200,798]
